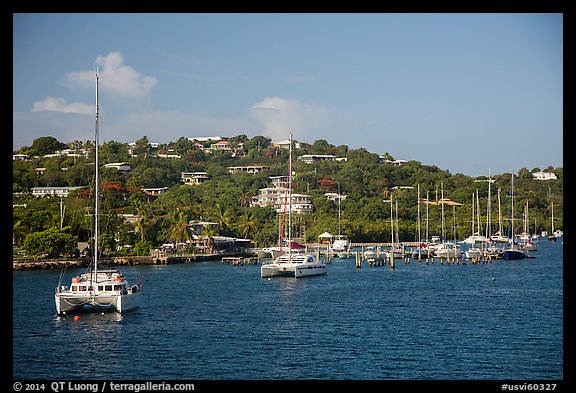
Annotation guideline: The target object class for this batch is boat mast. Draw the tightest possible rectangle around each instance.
[417,184,421,245]
[441,182,445,242]
[550,187,554,234]
[94,69,100,282]
[510,173,515,250]
[476,189,481,238]
[497,188,503,238]
[287,133,293,258]
[425,191,429,242]
[486,169,492,241]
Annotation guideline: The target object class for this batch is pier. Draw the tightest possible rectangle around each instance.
[12,251,258,271]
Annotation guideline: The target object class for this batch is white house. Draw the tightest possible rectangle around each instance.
[104,162,132,171]
[227,165,271,174]
[181,171,208,185]
[251,187,313,214]
[31,186,84,198]
[532,172,557,180]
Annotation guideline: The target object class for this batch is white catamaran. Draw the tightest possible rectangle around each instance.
[55,70,142,315]
[260,134,327,278]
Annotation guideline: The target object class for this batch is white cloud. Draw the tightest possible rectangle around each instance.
[31,97,93,114]
[250,96,332,142]
[64,51,158,98]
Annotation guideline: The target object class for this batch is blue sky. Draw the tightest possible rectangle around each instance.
[13,13,562,177]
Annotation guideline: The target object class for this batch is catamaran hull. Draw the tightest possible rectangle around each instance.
[55,293,140,315]
[294,265,327,277]
[261,264,295,278]
[261,263,327,278]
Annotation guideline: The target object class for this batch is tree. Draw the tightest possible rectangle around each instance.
[27,136,68,156]
[23,226,79,259]
[135,240,153,256]
[169,211,192,244]
[13,219,29,246]
[236,211,259,239]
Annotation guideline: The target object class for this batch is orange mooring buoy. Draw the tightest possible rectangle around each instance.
[74,315,80,321]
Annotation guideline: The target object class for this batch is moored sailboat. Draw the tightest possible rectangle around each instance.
[55,70,142,315]
[260,134,327,278]
[502,173,527,260]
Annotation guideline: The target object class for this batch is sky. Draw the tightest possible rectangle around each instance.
[13,13,563,177]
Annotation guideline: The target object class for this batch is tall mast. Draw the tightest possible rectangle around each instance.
[417,184,421,244]
[94,69,100,280]
[425,191,429,242]
[441,182,445,242]
[287,133,293,257]
[486,169,492,240]
[497,188,503,237]
[510,173,515,250]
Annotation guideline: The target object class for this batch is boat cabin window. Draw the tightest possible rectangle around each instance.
[105,285,113,291]
[72,285,87,292]
[113,285,123,291]
[98,285,104,291]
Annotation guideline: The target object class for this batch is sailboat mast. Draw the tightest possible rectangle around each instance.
[498,188,503,237]
[417,184,421,244]
[94,69,100,281]
[441,182,445,242]
[486,169,492,240]
[510,173,515,250]
[425,191,429,242]
[287,133,293,257]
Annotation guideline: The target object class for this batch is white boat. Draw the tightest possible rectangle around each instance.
[260,134,327,279]
[461,190,488,245]
[465,247,484,259]
[434,242,462,259]
[330,187,351,258]
[363,246,384,262]
[55,70,142,315]
[385,246,404,259]
[261,253,327,278]
[491,188,510,243]
[490,231,510,243]
[547,198,560,241]
[518,201,538,252]
[331,234,350,257]
[461,234,488,244]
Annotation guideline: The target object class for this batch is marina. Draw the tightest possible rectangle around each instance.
[13,239,563,380]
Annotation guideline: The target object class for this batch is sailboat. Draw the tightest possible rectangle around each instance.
[518,200,538,251]
[330,185,350,258]
[502,173,527,260]
[491,188,510,243]
[55,70,142,315]
[434,183,462,259]
[261,134,327,278]
[464,191,484,259]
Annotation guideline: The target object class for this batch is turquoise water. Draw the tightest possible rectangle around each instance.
[13,241,563,381]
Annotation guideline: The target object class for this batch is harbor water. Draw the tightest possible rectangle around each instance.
[13,240,563,381]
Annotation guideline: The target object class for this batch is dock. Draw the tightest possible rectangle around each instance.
[13,251,258,271]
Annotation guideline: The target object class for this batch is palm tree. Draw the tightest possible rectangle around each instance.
[213,203,232,234]
[237,190,252,210]
[169,211,192,245]
[237,211,259,239]
[13,219,29,246]
[199,227,217,254]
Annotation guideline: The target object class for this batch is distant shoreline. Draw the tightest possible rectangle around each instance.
[13,252,255,271]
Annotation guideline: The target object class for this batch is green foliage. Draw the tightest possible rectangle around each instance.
[23,226,79,259]
[135,240,153,256]
[13,134,563,251]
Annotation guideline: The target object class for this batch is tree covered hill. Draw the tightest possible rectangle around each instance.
[13,135,563,255]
